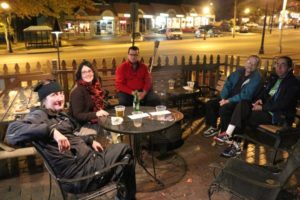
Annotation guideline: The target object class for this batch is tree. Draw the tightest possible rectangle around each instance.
[0,0,95,53]
[6,0,95,18]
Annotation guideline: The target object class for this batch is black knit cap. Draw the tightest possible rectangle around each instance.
[34,80,63,101]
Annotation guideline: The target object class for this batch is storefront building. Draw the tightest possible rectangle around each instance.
[62,2,216,37]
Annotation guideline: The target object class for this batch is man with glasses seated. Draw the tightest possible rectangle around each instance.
[115,46,160,106]
[215,56,300,158]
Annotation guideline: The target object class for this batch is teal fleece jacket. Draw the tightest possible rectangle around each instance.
[220,68,262,103]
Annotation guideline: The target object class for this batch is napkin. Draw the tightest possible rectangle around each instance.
[149,110,171,116]
[128,113,150,119]
[111,117,123,125]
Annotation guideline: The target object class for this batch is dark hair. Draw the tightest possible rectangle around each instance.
[128,46,139,54]
[278,56,293,69]
[75,60,98,84]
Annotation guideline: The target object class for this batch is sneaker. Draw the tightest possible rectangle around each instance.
[221,143,241,158]
[214,132,231,144]
[203,126,219,137]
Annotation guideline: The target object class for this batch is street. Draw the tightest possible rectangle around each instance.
[0,29,300,71]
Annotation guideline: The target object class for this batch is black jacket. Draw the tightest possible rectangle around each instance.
[259,72,300,125]
[6,108,101,193]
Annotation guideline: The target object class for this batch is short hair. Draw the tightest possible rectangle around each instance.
[75,60,98,84]
[248,55,261,67]
[277,56,293,69]
[128,46,139,54]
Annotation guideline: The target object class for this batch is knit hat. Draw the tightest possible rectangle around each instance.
[34,80,63,101]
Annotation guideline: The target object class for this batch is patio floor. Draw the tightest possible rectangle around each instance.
[0,117,299,200]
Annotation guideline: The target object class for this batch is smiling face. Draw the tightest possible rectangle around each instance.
[81,65,94,83]
[43,91,65,111]
[244,56,259,75]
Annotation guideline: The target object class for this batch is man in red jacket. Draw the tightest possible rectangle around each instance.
[116,46,161,106]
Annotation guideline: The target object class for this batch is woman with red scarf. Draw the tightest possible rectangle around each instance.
[69,61,109,135]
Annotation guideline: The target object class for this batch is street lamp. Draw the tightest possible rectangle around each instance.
[1,2,13,53]
[244,8,250,14]
[258,2,269,54]
[52,19,62,70]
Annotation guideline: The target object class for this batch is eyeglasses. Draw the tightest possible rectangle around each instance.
[81,69,93,75]
[129,54,139,57]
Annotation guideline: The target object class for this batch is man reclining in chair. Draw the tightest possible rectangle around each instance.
[214,56,300,158]
[6,80,136,200]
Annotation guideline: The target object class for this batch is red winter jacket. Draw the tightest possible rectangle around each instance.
[115,61,152,95]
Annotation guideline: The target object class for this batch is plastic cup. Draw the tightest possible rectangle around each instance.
[187,81,195,89]
[168,79,175,89]
[156,105,166,120]
[132,111,143,127]
[115,105,125,117]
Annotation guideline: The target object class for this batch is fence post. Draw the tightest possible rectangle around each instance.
[15,64,20,74]
[224,55,228,76]
[25,63,30,73]
[51,59,59,81]
[174,56,178,66]
[229,55,234,75]
[165,56,169,66]
[112,58,116,76]
[61,60,69,102]
[202,55,207,85]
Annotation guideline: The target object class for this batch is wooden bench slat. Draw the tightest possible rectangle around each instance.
[0,147,36,160]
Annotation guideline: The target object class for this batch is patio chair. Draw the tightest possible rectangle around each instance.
[236,106,300,165]
[32,141,128,200]
[208,139,300,200]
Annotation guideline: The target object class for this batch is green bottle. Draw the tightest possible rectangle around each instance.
[133,91,140,111]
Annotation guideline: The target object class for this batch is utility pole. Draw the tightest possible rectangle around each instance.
[279,0,288,53]
[259,2,269,54]
[269,0,276,34]
[233,0,237,38]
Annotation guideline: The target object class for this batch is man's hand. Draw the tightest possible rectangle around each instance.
[252,104,263,111]
[52,129,70,153]
[252,99,262,106]
[252,99,263,111]
[138,91,147,100]
[92,140,104,152]
[219,99,229,106]
[96,109,109,117]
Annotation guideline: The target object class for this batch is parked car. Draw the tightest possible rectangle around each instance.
[166,28,183,40]
[131,32,144,42]
[194,28,206,38]
[206,28,223,37]
[246,22,259,27]
[158,28,166,34]
[239,25,249,33]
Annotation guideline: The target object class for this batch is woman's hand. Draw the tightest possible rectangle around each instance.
[92,140,104,152]
[52,129,70,153]
[96,109,109,117]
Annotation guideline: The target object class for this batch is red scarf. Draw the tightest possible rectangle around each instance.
[77,80,105,112]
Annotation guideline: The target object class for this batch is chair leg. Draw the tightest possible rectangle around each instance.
[272,150,279,165]
[208,183,219,200]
